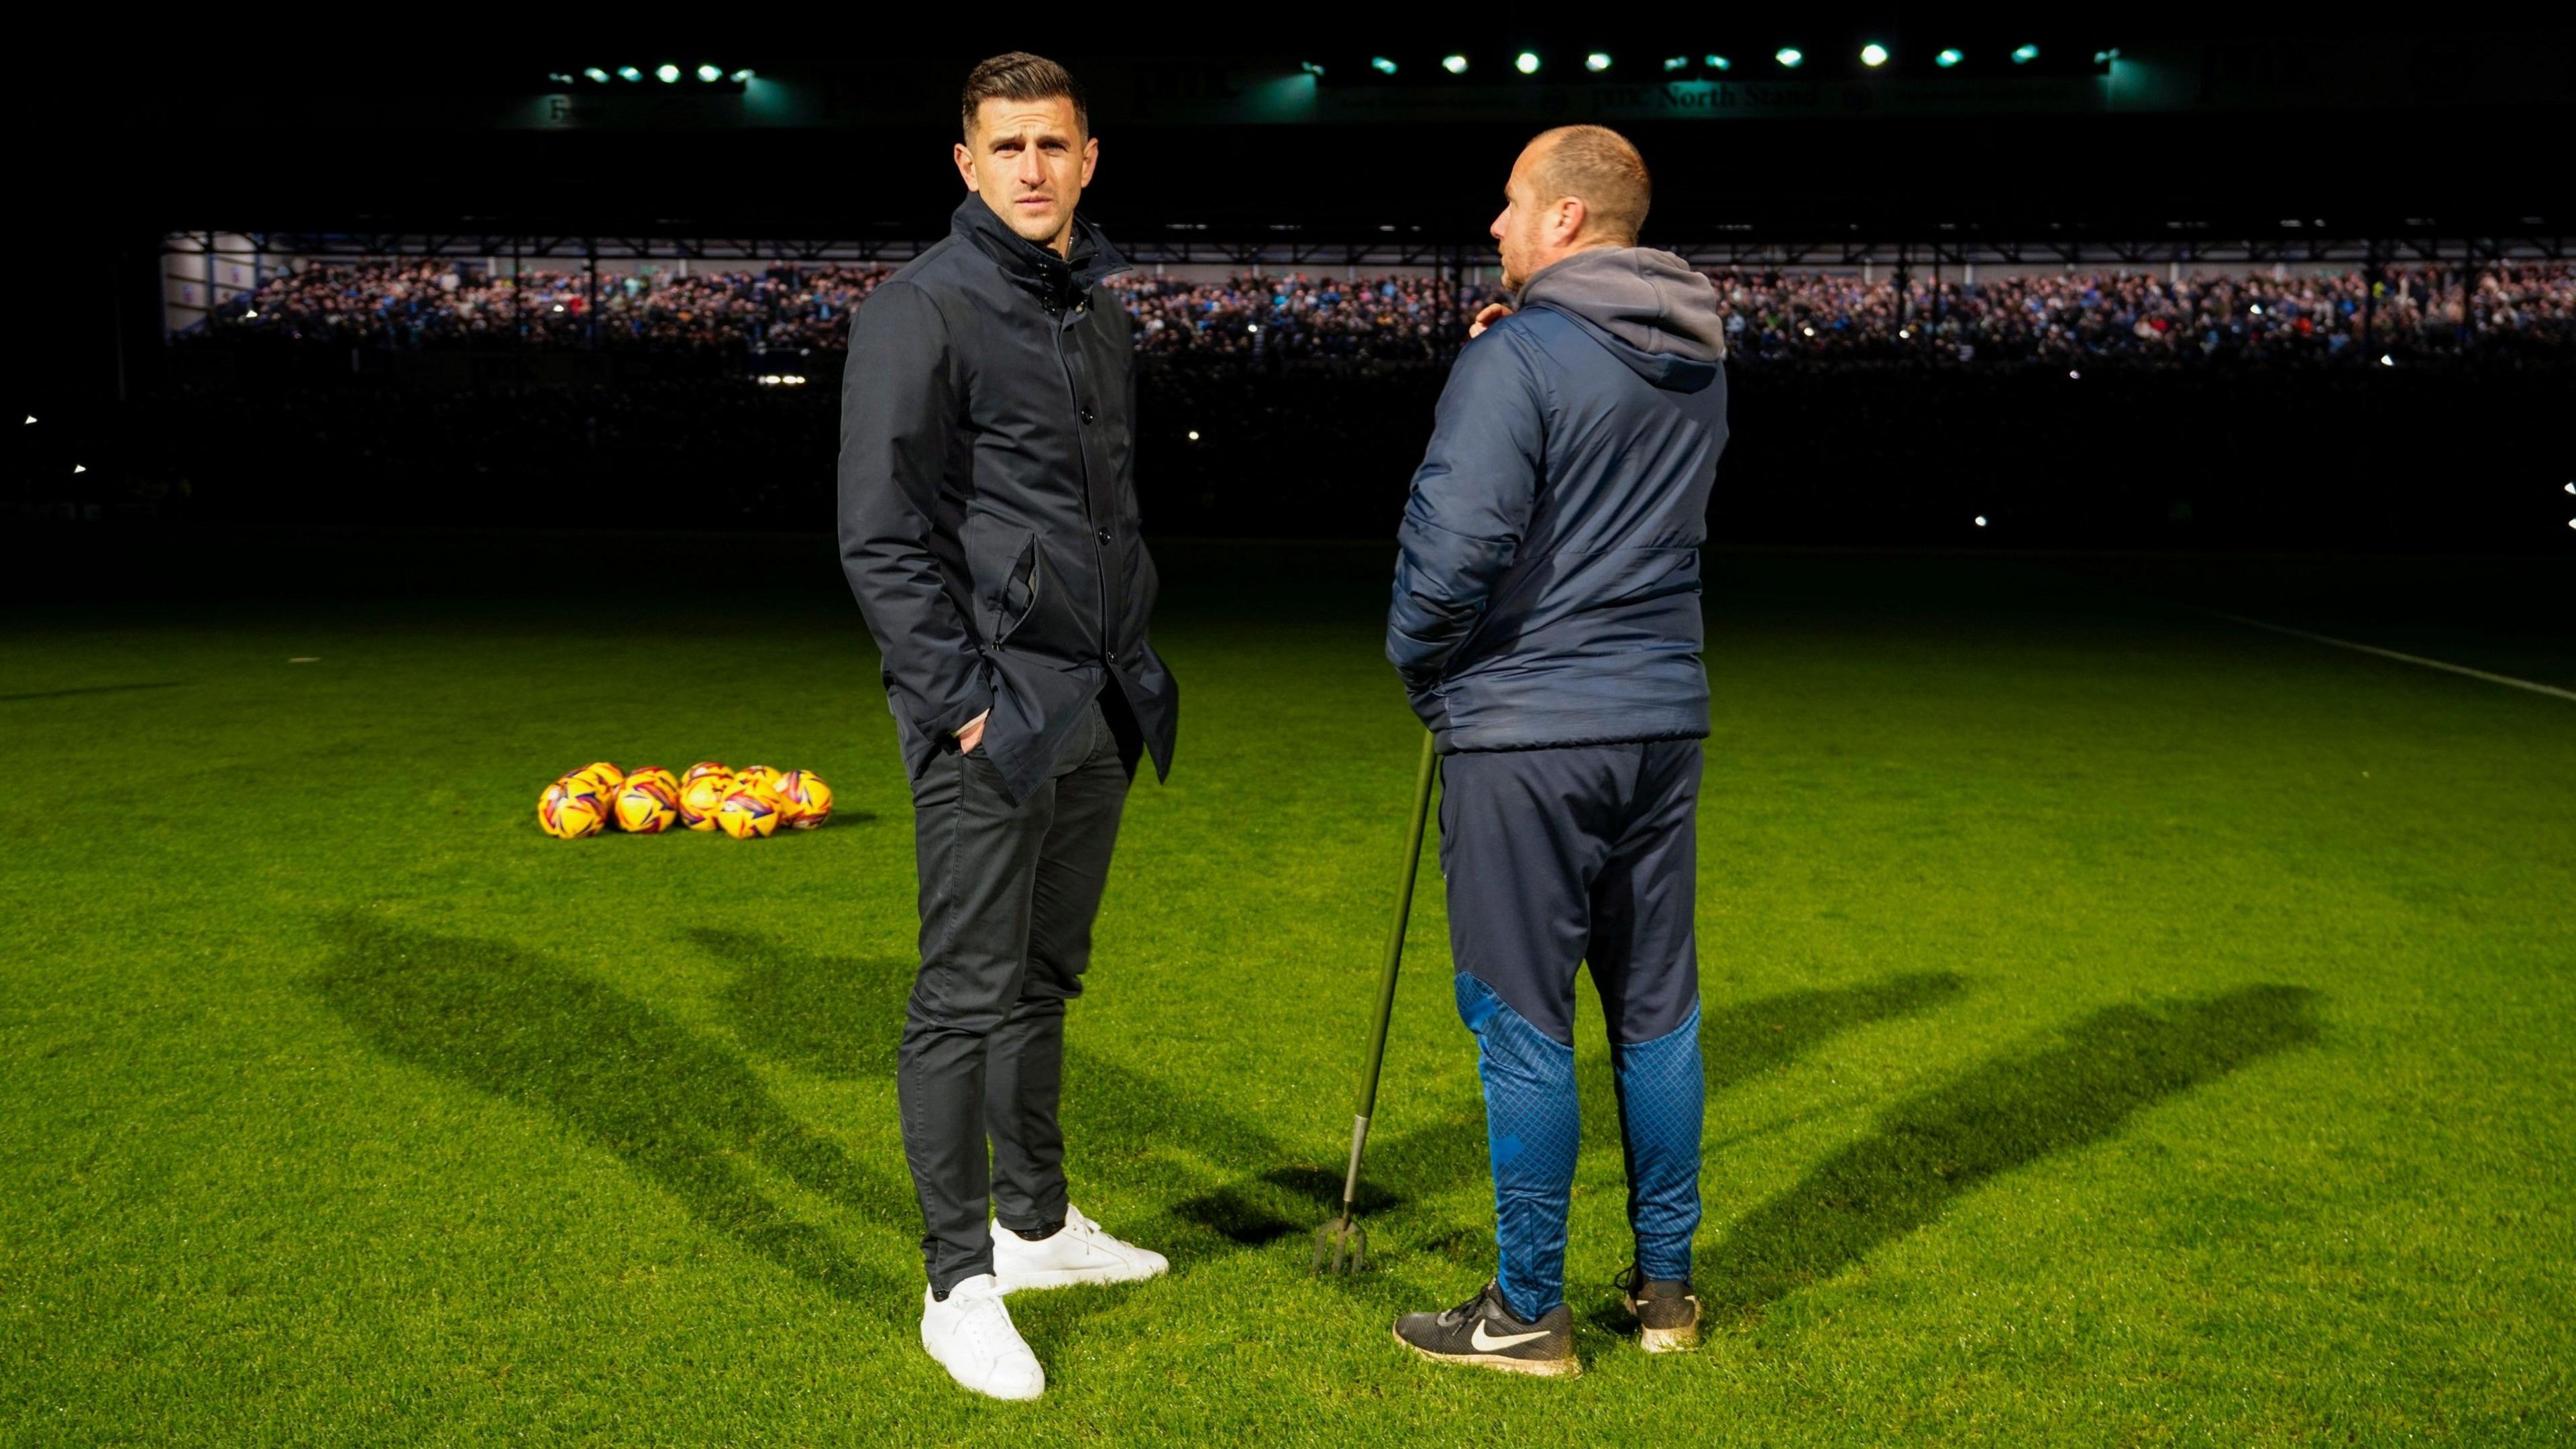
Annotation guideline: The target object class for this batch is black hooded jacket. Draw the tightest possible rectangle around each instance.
[839,197,1177,804]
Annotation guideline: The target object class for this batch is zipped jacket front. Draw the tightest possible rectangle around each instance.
[1387,247,1729,753]
[839,197,1177,804]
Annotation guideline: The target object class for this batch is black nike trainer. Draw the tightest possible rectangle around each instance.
[1392,1281,1579,1378]
[1615,1264,1702,1353]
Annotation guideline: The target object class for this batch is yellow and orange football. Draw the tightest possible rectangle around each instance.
[678,771,733,830]
[733,764,782,794]
[682,760,732,785]
[570,761,626,794]
[539,778,607,839]
[714,785,782,839]
[623,765,680,797]
[773,769,834,829]
[614,777,681,834]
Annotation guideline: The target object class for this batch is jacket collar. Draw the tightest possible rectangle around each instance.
[951,195,1128,305]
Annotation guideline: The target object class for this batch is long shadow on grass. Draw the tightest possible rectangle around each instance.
[700,927,1983,1310]
[1697,983,2321,1328]
[312,915,913,1316]
[692,926,1468,1332]
[697,926,911,1080]
[697,927,1327,1262]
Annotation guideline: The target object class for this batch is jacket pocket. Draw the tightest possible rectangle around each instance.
[990,532,1042,645]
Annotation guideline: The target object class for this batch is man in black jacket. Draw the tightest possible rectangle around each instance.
[839,52,1177,1402]
[1387,126,1727,1378]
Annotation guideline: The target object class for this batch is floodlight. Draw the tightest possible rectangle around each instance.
[1371,56,1397,74]
[1935,48,1962,68]
[2012,44,2039,64]
[1187,430,1201,441]
[1706,54,1731,70]
[2564,482,2574,494]
[73,464,87,474]
[1860,44,1888,67]
[655,64,680,83]
[697,64,721,82]
[2092,48,2122,64]
[245,309,259,319]
[2379,354,2395,366]
[1775,47,1804,68]
[1515,52,1540,74]
[1442,54,1468,74]
[584,67,610,83]
[617,66,642,81]
[1585,52,1611,72]
[1663,56,1688,72]
[1974,516,1988,527]
[547,72,575,85]
[1301,60,1325,76]
[729,68,754,82]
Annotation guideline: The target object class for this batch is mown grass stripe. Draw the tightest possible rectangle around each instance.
[2205,608,2576,702]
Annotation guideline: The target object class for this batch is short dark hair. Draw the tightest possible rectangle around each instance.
[961,52,1089,142]
[1529,125,1652,244]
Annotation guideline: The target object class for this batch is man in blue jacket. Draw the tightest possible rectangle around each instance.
[1388,125,1727,1378]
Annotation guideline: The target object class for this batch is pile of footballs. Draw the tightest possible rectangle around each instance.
[537,760,834,841]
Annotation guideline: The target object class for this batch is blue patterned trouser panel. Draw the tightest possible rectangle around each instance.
[1456,971,1580,1322]
[1611,1001,1705,1283]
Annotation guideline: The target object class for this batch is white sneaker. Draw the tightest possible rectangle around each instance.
[991,1203,1171,1293]
[920,1273,1044,1401]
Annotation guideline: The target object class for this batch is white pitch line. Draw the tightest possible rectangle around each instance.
[2206,610,2576,703]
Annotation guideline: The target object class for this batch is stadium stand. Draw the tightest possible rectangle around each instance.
[191,260,2575,366]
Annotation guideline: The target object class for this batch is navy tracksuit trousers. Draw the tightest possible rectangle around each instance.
[1440,739,1706,1322]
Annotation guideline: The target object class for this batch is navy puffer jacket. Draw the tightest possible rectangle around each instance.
[1387,247,1729,752]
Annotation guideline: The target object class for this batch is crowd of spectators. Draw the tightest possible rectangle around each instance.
[1120,273,1483,362]
[198,258,2576,367]
[1711,263,2576,365]
[205,260,887,352]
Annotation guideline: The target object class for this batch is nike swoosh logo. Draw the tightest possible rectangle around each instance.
[1470,1322,1550,1352]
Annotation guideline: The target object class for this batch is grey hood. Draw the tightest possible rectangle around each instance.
[1515,246,1727,392]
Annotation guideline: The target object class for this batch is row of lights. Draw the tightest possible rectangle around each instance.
[547,66,754,85]
[1334,44,2076,78]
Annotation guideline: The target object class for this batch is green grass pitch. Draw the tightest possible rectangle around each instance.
[3,537,2571,1445]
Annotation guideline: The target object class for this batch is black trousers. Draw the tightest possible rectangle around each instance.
[1440,739,1704,1048]
[898,699,1130,1294]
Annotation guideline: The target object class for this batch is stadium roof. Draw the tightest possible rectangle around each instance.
[25,28,2576,245]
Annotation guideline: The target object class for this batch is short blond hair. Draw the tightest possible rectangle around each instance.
[1527,125,1651,244]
